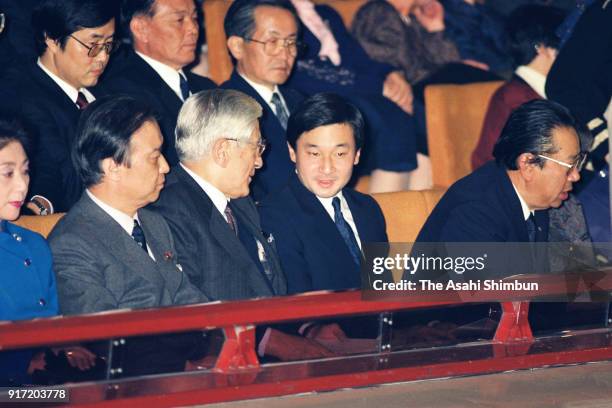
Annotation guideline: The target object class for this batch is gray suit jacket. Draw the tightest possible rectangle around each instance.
[49,193,207,315]
[150,166,287,301]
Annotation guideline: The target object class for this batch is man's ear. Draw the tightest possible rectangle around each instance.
[101,157,122,182]
[517,152,536,181]
[227,36,245,60]
[44,35,61,55]
[212,138,231,167]
[288,142,297,164]
[353,149,361,166]
[130,15,150,45]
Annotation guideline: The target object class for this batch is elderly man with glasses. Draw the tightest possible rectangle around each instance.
[7,0,116,214]
[221,0,305,202]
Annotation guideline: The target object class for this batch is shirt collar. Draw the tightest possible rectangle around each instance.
[515,65,547,99]
[86,190,141,236]
[136,51,186,101]
[317,190,346,217]
[180,163,230,216]
[511,183,534,221]
[37,58,95,105]
[238,72,281,105]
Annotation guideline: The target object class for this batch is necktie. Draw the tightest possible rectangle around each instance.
[271,92,289,130]
[76,91,89,110]
[131,219,148,251]
[179,72,190,101]
[332,197,361,266]
[224,204,238,235]
[526,214,537,243]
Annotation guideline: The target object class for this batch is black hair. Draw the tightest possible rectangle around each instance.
[0,116,31,155]
[119,0,156,42]
[32,0,117,56]
[224,0,299,39]
[72,95,157,187]
[506,5,565,67]
[492,99,588,170]
[286,93,364,150]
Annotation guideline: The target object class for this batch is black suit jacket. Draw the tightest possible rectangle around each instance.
[411,161,550,280]
[15,64,106,212]
[100,49,216,165]
[150,165,287,301]
[220,70,304,202]
[258,173,388,294]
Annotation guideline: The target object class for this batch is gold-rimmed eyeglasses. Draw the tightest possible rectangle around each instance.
[225,137,267,156]
[245,37,304,57]
[69,34,118,57]
[537,153,587,174]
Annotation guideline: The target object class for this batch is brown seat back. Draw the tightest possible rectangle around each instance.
[13,214,65,238]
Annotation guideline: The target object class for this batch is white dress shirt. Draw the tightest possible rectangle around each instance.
[515,65,547,99]
[86,190,155,260]
[317,191,362,249]
[136,51,190,101]
[37,58,96,105]
[180,164,231,220]
[511,184,534,221]
[239,72,289,116]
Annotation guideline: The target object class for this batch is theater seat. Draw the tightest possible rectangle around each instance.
[425,81,503,188]
[14,214,65,238]
[372,189,444,243]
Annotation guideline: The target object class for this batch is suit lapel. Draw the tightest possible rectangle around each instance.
[77,195,169,294]
[344,189,375,244]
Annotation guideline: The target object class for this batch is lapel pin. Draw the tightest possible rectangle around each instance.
[163,251,173,261]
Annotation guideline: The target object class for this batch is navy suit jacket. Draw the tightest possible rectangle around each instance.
[220,70,304,201]
[258,173,388,294]
[411,161,549,280]
[14,64,106,212]
[100,49,216,165]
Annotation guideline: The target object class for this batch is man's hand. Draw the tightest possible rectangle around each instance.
[305,323,347,342]
[265,329,336,361]
[52,346,97,371]
[383,71,414,114]
[412,0,445,32]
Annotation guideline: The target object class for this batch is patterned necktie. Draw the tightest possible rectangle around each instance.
[332,197,361,266]
[131,219,148,251]
[271,92,289,130]
[179,72,190,101]
[76,91,89,110]
[224,204,238,235]
[526,214,537,243]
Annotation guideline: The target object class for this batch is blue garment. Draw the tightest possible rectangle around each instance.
[258,173,388,294]
[578,166,611,245]
[0,221,59,386]
[442,0,512,74]
[287,4,417,173]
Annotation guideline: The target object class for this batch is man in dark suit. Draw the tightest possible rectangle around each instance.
[151,89,337,361]
[11,0,116,213]
[221,0,304,201]
[101,0,216,165]
[413,100,587,279]
[259,93,388,294]
[49,96,208,377]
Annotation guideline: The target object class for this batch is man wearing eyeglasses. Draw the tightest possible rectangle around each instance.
[9,0,115,214]
[412,100,589,277]
[101,0,216,166]
[221,0,305,202]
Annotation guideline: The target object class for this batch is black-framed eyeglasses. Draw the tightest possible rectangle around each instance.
[537,152,587,175]
[69,34,118,57]
[225,137,267,155]
[245,37,305,57]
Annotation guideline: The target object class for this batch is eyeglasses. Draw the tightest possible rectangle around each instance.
[69,35,118,57]
[537,153,587,174]
[225,137,267,156]
[245,37,304,57]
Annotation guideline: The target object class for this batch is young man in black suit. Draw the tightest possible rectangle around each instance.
[258,93,388,294]
[11,0,116,213]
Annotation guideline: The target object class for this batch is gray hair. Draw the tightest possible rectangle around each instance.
[175,89,262,162]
